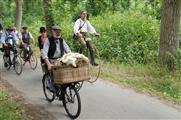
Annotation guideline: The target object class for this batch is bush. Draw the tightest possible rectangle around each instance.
[25,12,161,64]
[61,12,160,64]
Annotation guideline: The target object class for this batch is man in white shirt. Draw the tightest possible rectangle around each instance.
[74,10,99,66]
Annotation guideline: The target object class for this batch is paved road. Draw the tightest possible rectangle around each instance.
[0,52,180,120]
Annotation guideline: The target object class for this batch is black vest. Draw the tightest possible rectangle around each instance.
[48,36,64,59]
[22,32,30,44]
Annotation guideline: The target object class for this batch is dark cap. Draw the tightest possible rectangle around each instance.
[52,25,61,30]
[40,27,46,33]
[22,26,28,30]
[6,26,14,31]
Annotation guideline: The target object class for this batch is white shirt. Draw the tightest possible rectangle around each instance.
[74,18,96,34]
[42,38,71,60]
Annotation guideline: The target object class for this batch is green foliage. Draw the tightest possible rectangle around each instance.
[93,12,160,64]
[99,61,181,104]
[49,12,158,64]
[0,91,25,120]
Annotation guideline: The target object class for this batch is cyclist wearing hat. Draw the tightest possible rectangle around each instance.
[21,26,35,45]
[20,26,35,59]
[0,26,19,67]
[42,25,71,70]
[74,10,99,66]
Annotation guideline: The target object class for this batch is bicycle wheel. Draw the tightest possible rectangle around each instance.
[62,84,81,119]
[88,44,101,83]
[19,49,27,65]
[79,43,101,83]
[29,53,38,70]
[42,74,55,102]
[3,55,11,70]
[13,55,23,75]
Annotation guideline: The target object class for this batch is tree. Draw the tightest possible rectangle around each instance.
[43,0,54,35]
[15,0,23,31]
[159,0,181,70]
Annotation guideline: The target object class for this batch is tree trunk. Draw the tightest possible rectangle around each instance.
[159,0,181,70]
[112,0,116,14]
[43,0,54,36]
[15,0,23,32]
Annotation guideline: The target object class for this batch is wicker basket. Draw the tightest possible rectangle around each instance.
[52,62,90,84]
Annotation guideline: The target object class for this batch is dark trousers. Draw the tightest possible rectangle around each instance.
[80,41,96,64]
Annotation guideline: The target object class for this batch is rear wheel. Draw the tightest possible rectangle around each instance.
[42,74,55,102]
[63,85,81,119]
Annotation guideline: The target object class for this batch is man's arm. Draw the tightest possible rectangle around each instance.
[87,21,96,34]
[74,19,80,35]
[1,33,6,44]
[13,33,19,45]
[63,40,71,53]
[42,38,53,70]
[29,32,35,44]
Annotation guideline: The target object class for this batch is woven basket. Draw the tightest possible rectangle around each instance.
[52,62,90,84]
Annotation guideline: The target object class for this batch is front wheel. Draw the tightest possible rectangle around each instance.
[13,56,23,75]
[79,42,101,83]
[62,84,81,119]
[3,55,11,70]
[29,53,38,70]
[42,74,55,102]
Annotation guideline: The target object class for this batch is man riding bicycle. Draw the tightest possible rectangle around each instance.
[74,10,100,66]
[20,26,35,59]
[0,26,19,67]
[42,25,71,91]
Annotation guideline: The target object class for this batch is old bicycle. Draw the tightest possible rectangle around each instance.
[2,44,23,75]
[42,61,90,119]
[19,44,38,70]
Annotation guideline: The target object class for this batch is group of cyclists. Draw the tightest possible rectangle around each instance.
[0,25,34,68]
[0,10,100,118]
[0,10,99,70]
[0,10,99,89]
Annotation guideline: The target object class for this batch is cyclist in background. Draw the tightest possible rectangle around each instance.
[73,10,99,66]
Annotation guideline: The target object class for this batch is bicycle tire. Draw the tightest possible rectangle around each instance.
[29,53,38,70]
[13,55,23,75]
[3,55,11,71]
[78,43,101,83]
[87,44,101,83]
[42,74,55,102]
[62,84,81,119]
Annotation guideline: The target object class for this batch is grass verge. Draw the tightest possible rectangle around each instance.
[98,61,181,105]
[0,90,26,120]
